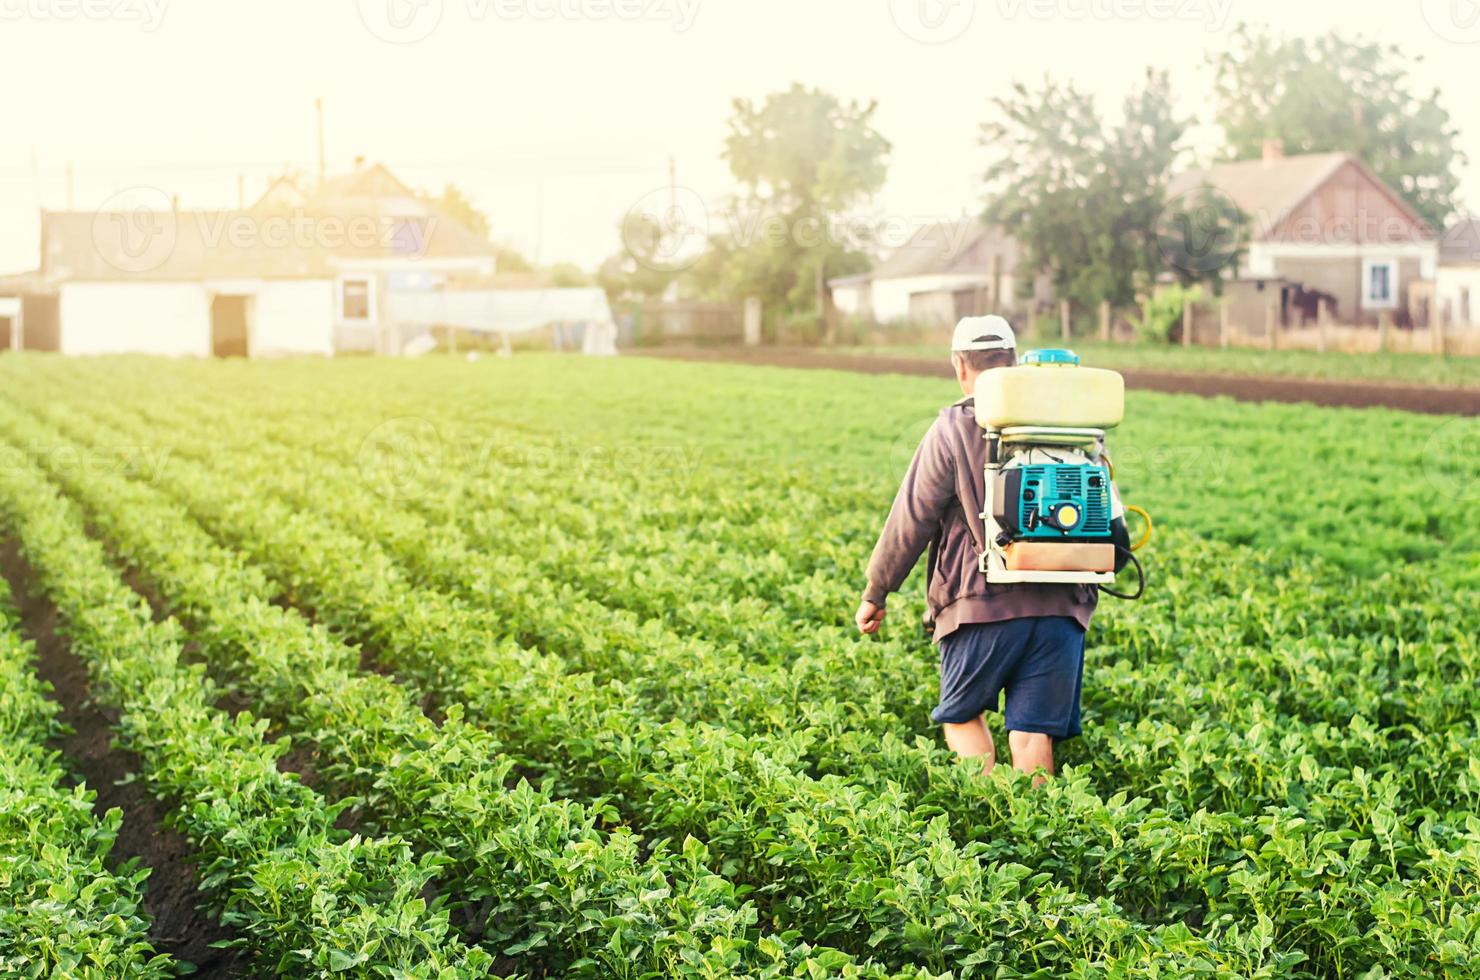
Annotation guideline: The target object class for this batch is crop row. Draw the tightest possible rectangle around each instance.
[8,356,1480,976]
[43,356,875,647]
[0,402,911,977]
[0,576,172,979]
[30,362,1480,772]
[129,353,1478,581]
[0,369,1304,971]
[0,441,500,977]
[76,370,936,745]
[19,367,1475,975]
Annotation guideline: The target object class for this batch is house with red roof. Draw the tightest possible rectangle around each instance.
[1170,142,1440,329]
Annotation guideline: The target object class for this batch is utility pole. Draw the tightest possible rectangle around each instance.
[315,97,327,188]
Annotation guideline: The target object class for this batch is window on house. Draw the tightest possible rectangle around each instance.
[1362,259,1398,310]
[341,278,371,321]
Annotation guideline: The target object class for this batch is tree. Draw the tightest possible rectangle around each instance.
[598,211,685,301]
[718,83,889,319]
[547,262,592,288]
[420,182,534,273]
[1210,26,1465,230]
[982,70,1188,311]
[425,183,490,239]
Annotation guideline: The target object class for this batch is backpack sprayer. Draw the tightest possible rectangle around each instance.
[974,347,1151,599]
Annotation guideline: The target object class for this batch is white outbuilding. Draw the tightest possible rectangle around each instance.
[14,163,499,357]
[1437,216,1480,328]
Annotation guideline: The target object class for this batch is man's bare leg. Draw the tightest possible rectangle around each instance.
[1008,731,1054,784]
[942,716,996,773]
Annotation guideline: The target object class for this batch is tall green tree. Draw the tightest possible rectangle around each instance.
[1210,26,1465,229]
[718,83,889,317]
[982,70,1188,311]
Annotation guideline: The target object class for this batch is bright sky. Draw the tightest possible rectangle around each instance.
[2,0,1477,274]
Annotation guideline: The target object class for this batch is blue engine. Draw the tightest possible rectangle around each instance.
[992,463,1112,541]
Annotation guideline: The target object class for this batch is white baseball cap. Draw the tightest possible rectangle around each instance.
[951,315,1016,353]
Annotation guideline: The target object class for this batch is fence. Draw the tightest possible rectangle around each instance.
[1038,297,1480,358]
[621,300,743,346]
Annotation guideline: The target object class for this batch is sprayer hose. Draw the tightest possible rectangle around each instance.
[1125,504,1153,552]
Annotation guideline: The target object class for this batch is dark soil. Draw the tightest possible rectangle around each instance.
[0,539,250,978]
[639,347,1480,416]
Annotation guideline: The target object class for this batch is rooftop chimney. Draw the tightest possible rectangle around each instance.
[1261,138,1284,166]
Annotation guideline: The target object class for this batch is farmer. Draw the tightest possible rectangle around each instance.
[855,315,1098,778]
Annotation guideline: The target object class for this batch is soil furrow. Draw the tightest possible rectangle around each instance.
[0,539,248,979]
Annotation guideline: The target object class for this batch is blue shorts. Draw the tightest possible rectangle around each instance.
[931,617,1087,739]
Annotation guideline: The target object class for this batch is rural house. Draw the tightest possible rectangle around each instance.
[6,161,498,357]
[1170,143,1440,329]
[1437,215,1480,328]
[830,219,1049,326]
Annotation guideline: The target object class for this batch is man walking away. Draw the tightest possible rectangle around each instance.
[855,316,1099,779]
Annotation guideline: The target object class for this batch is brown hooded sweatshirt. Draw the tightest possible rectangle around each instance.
[864,398,1098,642]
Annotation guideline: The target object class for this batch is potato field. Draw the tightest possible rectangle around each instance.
[1,353,1478,978]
